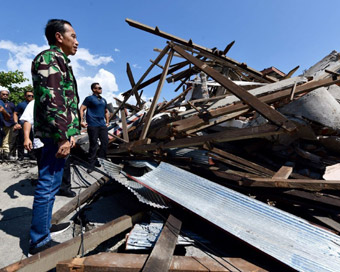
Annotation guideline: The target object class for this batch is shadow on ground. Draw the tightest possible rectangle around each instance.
[4,178,36,199]
[0,207,31,255]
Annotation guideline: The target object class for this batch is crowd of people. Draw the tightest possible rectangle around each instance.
[0,19,110,256]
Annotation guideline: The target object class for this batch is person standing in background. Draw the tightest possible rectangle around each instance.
[0,90,16,160]
[13,90,34,160]
[79,83,109,173]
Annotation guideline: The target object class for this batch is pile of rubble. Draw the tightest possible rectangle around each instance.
[4,19,340,272]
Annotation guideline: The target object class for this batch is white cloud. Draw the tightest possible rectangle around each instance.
[71,48,113,74]
[77,68,118,104]
[0,40,118,105]
[114,48,120,52]
[132,63,142,69]
[0,40,47,84]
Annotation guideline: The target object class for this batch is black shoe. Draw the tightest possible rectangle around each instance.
[50,222,71,235]
[87,168,93,174]
[57,189,76,198]
[28,240,59,256]
[18,156,24,161]
[95,160,101,167]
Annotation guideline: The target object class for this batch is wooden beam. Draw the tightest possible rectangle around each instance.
[126,62,143,108]
[122,60,190,96]
[156,85,192,113]
[51,176,111,225]
[204,145,275,176]
[170,42,297,132]
[56,253,268,272]
[3,213,144,272]
[239,178,340,191]
[283,65,300,79]
[108,124,286,155]
[120,109,129,143]
[142,214,182,272]
[272,166,293,179]
[289,82,297,101]
[112,45,171,118]
[139,50,174,140]
[171,76,340,133]
[223,40,235,55]
[125,18,271,82]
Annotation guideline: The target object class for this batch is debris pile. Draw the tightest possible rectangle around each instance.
[104,19,340,271]
[4,19,340,272]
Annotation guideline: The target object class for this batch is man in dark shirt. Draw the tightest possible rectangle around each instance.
[0,92,10,148]
[0,90,16,159]
[13,90,34,160]
[80,83,109,173]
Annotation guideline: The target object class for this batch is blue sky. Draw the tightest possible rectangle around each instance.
[1,0,340,105]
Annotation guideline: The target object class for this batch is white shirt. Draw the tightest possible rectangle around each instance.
[19,100,44,149]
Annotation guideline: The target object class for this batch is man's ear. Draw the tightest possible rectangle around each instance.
[55,32,63,44]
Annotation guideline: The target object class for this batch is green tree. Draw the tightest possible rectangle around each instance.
[0,70,32,105]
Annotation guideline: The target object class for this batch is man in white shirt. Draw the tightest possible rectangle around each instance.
[20,100,76,198]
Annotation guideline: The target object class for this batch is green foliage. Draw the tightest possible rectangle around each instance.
[0,70,32,105]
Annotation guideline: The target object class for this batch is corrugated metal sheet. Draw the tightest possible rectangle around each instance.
[131,162,340,272]
[99,159,169,209]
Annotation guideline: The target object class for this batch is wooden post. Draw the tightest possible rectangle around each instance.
[142,214,182,272]
[139,50,174,140]
[120,109,129,143]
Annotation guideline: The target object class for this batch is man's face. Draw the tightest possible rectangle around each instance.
[25,92,34,102]
[93,85,102,95]
[0,91,9,101]
[58,23,79,56]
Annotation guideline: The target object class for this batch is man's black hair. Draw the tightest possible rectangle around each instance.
[45,19,72,45]
[91,83,100,91]
[24,90,33,96]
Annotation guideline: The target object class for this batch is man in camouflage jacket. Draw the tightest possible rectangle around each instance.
[29,19,80,255]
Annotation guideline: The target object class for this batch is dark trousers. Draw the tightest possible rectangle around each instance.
[87,126,108,168]
[16,128,25,158]
[35,147,71,192]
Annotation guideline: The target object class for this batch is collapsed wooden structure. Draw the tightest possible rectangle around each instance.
[3,18,340,271]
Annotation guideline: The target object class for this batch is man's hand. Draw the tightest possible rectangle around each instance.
[24,138,33,151]
[56,140,71,158]
[81,121,88,128]
[70,136,75,148]
[13,123,22,131]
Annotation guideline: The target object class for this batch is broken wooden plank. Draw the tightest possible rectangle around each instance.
[125,19,273,83]
[170,42,297,132]
[239,177,340,191]
[120,109,129,143]
[142,214,182,272]
[56,253,268,272]
[140,50,174,140]
[127,62,143,108]
[170,76,340,134]
[204,145,275,177]
[272,166,293,179]
[108,124,286,155]
[112,45,171,118]
[3,212,144,272]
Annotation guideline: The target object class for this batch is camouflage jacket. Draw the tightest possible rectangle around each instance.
[31,45,80,142]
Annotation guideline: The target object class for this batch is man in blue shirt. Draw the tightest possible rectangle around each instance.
[80,83,109,173]
[13,90,34,160]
